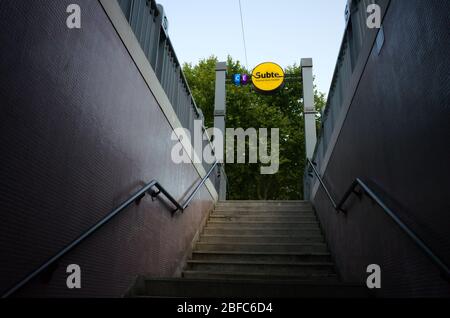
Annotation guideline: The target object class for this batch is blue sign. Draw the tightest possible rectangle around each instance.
[233,74,242,86]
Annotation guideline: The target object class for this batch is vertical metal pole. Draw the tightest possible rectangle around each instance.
[301,58,317,159]
[214,62,227,201]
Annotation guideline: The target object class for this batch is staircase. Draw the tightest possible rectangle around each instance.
[129,201,368,298]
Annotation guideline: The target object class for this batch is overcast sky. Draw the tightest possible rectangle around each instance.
[157,0,348,95]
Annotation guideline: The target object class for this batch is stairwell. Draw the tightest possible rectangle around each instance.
[129,201,368,298]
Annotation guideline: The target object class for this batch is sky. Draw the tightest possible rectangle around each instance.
[157,0,348,95]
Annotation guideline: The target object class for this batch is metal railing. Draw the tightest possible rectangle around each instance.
[306,159,450,282]
[117,0,202,120]
[313,0,380,177]
[1,161,220,298]
[117,0,217,175]
[118,0,223,196]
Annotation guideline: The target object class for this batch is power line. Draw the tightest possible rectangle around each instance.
[238,0,249,71]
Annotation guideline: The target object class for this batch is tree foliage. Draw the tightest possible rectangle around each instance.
[183,56,325,200]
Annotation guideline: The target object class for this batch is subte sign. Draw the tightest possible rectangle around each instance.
[251,62,285,94]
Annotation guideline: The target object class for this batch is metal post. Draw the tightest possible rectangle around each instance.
[214,62,227,201]
[301,58,317,159]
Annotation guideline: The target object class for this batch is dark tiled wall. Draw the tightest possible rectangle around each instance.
[0,0,214,297]
[313,0,450,297]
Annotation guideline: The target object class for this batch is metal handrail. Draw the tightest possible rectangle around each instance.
[306,159,450,281]
[2,161,219,298]
[181,161,218,210]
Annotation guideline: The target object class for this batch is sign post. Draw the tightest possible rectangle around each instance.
[301,58,317,160]
[214,62,227,201]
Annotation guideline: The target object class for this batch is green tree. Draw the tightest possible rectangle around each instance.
[183,56,325,200]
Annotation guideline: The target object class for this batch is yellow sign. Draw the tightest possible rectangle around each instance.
[251,62,285,93]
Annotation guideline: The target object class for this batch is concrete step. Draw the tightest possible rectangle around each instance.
[210,215,317,223]
[215,205,313,211]
[216,202,313,207]
[206,221,321,229]
[216,201,310,207]
[200,234,324,244]
[214,210,314,215]
[185,260,335,275]
[182,270,338,281]
[216,206,312,211]
[203,227,323,236]
[134,278,369,298]
[217,200,310,204]
[195,242,328,253]
[212,210,315,216]
[191,251,332,263]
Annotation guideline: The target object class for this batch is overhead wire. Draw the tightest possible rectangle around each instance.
[238,0,249,71]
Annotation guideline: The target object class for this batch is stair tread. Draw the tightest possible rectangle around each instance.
[201,234,323,238]
[214,210,314,213]
[143,277,362,286]
[197,242,326,246]
[205,226,320,230]
[213,212,314,214]
[215,205,312,207]
[182,270,337,278]
[187,260,334,266]
[208,221,319,224]
[216,206,312,208]
[215,208,313,211]
[218,200,309,203]
[216,205,311,207]
[204,230,321,235]
[192,251,331,256]
[134,278,369,298]
[211,215,316,218]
